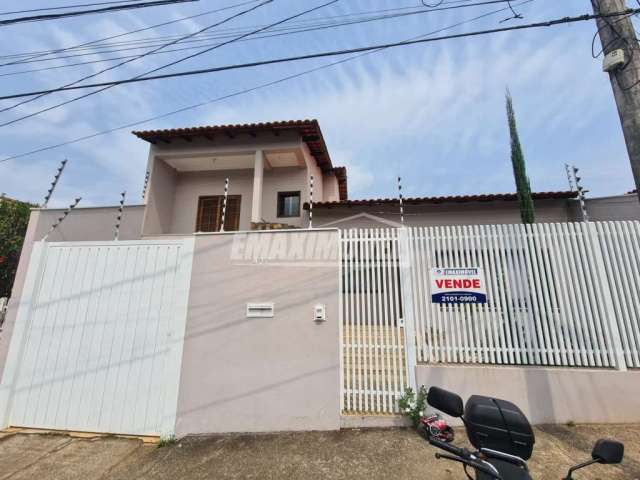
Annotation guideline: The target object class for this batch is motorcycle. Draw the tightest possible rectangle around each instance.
[424,386,624,480]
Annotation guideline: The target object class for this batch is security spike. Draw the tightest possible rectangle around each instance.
[43,159,68,208]
[114,190,127,240]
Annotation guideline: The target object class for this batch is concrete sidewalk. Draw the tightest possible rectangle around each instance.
[0,425,638,479]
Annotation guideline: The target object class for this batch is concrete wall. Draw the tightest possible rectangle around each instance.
[175,230,341,436]
[142,156,177,235]
[171,169,254,232]
[314,199,572,228]
[569,194,640,222]
[0,205,144,385]
[416,364,640,425]
[168,167,309,233]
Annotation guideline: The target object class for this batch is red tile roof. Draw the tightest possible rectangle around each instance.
[308,191,578,208]
[133,119,347,200]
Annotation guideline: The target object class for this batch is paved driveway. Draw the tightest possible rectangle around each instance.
[0,425,638,479]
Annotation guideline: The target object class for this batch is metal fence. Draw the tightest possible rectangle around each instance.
[340,228,408,414]
[340,222,640,414]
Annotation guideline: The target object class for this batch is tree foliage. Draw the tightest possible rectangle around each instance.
[506,90,535,224]
[0,198,34,298]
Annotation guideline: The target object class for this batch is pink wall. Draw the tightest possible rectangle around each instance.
[175,231,341,435]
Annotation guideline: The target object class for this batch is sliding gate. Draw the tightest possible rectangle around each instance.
[340,222,640,415]
[0,239,194,437]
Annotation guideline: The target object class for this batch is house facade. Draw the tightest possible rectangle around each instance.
[1,119,640,439]
[135,120,346,235]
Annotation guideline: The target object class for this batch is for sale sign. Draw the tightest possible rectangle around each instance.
[430,267,487,304]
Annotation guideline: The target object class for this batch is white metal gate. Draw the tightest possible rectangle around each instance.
[340,222,640,415]
[340,229,409,414]
[0,239,194,437]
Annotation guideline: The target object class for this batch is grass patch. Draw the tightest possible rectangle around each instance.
[157,436,177,448]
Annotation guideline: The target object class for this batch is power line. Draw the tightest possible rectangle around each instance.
[0,0,338,127]
[0,0,199,27]
[0,0,512,64]
[0,0,262,68]
[0,0,274,116]
[0,1,157,16]
[0,0,532,164]
[0,3,495,81]
[2,7,636,102]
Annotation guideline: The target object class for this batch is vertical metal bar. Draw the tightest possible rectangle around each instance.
[43,159,67,208]
[484,225,506,364]
[504,225,527,364]
[579,222,611,366]
[338,231,345,412]
[443,226,460,363]
[519,224,544,364]
[370,230,381,413]
[220,178,229,232]
[471,225,490,363]
[557,223,589,366]
[566,222,601,366]
[548,223,581,366]
[141,170,150,200]
[538,223,568,366]
[354,229,363,412]
[620,221,640,366]
[397,176,404,226]
[397,228,416,389]
[114,191,126,241]
[607,222,640,366]
[388,229,402,408]
[452,226,470,363]
[588,222,627,370]
[379,228,392,411]
[309,175,314,229]
[346,231,354,412]
[463,225,481,363]
[526,224,554,364]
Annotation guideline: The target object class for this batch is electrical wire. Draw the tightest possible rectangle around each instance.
[2,6,636,102]
[0,0,512,66]
[0,0,339,128]
[0,1,159,16]
[0,0,263,68]
[0,0,535,165]
[0,0,199,27]
[0,0,274,115]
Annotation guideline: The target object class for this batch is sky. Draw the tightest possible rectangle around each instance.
[0,0,637,207]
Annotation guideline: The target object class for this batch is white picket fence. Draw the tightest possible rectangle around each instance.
[340,222,640,414]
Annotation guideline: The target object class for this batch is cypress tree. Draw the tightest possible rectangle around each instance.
[506,89,535,224]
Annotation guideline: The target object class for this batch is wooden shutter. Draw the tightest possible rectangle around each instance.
[196,195,241,232]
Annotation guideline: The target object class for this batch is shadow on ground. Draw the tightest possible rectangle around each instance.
[0,425,638,479]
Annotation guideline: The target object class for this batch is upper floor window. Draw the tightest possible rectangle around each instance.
[196,195,241,232]
[277,191,301,218]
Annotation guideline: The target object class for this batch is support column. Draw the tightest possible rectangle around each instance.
[251,149,264,224]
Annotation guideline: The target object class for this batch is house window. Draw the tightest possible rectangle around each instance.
[196,195,241,232]
[277,191,301,218]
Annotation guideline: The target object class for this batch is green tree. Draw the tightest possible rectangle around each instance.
[506,90,535,224]
[0,198,34,298]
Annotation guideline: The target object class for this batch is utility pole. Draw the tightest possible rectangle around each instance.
[592,0,640,201]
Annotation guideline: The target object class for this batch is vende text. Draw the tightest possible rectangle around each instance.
[435,279,481,289]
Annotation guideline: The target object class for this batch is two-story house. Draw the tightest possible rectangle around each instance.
[135,119,347,235]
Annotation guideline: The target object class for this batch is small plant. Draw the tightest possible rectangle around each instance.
[157,435,177,448]
[566,420,576,428]
[398,385,428,428]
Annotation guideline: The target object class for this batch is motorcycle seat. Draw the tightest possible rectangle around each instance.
[476,458,533,480]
